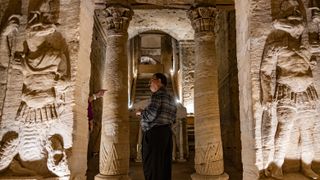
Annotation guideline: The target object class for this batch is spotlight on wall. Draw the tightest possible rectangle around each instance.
[186,103,194,114]
[170,69,174,75]
[133,69,138,78]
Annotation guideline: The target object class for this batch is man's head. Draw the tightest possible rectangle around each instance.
[149,73,167,92]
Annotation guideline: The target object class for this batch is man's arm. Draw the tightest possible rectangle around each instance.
[141,94,161,123]
[260,44,278,108]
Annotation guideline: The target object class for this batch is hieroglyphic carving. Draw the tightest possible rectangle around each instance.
[179,40,195,114]
[0,0,72,177]
[260,0,320,179]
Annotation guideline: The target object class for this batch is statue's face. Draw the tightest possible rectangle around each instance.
[273,0,305,37]
[280,0,303,21]
[26,24,55,51]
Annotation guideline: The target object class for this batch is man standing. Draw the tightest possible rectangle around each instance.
[136,73,177,180]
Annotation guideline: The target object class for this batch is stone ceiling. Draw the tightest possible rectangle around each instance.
[95,0,234,9]
[128,9,194,41]
[95,0,234,41]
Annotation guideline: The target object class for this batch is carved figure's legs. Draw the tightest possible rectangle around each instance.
[302,162,319,180]
[299,111,319,179]
[266,107,296,179]
[0,131,19,171]
[45,134,70,177]
[262,105,277,169]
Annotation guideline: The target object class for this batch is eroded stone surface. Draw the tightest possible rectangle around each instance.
[236,0,320,179]
[0,0,87,178]
[188,6,226,178]
[128,9,194,41]
[260,1,320,179]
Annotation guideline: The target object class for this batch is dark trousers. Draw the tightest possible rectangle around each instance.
[142,125,173,180]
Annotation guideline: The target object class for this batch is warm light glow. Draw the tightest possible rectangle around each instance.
[185,103,194,114]
[133,69,138,78]
[176,98,181,104]
[170,69,174,75]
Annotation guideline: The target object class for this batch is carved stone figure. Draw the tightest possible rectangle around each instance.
[0,0,71,177]
[260,0,319,179]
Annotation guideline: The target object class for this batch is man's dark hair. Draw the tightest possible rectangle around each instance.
[153,73,167,87]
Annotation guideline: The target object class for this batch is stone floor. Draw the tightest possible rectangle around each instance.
[130,159,195,180]
[129,151,243,180]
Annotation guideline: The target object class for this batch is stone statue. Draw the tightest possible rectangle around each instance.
[0,0,72,177]
[260,0,319,179]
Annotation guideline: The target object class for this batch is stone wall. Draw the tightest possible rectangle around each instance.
[235,0,268,178]
[128,9,194,41]
[216,9,242,172]
[179,40,195,114]
[69,0,94,178]
[86,15,107,179]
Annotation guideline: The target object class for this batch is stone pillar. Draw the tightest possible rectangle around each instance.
[188,6,228,180]
[178,118,187,162]
[135,127,142,162]
[95,4,133,180]
[178,40,195,114]
[161,35,173,74]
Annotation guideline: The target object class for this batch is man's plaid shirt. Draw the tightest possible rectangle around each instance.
[141,87,177,132]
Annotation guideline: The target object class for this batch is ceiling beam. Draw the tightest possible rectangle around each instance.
[95,0,234,9]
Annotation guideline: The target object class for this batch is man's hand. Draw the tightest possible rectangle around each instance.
[95,89,107,98]
[135,109,142,117]
[89,89,107,102]
[2,15,21,36]
[89,120,93,133]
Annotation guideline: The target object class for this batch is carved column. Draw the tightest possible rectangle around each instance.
[178,118,187,162]
[95,5,133,180]
[188,6,228,180]
[135,127,142,162]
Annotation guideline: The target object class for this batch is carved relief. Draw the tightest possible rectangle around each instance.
[96,5,133,35]
[194,142,223,175]
[0,0,71,177]
[100,143,120,175]
[187,6,217,34]
[179,40,195,114]
[0,14,21,118]
[260,0,320,179]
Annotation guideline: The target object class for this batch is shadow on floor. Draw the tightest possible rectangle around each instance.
[130,160,195,180]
